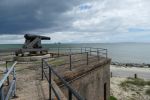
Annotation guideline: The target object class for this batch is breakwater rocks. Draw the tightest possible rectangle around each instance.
[111,62,150,68]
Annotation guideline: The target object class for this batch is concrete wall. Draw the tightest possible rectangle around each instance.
[60,61,110,100]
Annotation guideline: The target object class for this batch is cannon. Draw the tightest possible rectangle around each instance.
[15,34,50,56]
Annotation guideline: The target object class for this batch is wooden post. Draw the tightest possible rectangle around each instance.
[134,74,137,79]
[110,72,112,78]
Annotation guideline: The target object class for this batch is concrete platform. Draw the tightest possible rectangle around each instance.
[13,54,50,62]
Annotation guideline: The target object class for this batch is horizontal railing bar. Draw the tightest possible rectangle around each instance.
[43,70,49,82]
[43,60,85,100]
[51,83,61,100]
[43,67,49,69]
[0,61,17,88]
[55,62,70,66]
[5,80,16,100]
[100,52,107,54]
[43,68,61,99]
[49,47,107,50]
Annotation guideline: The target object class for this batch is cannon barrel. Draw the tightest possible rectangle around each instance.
[24,34,50,40]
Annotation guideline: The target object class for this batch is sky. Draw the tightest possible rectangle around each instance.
[0,0,150,44]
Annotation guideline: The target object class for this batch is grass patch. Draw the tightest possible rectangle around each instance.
[120,78,150,90]
[48,59,65,66]
[121,78,148,86]
[109,96,117,100]
[146,88,150,96]
[147,81,150,86]
[0,62,14,68]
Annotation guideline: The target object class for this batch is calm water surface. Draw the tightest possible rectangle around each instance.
[0,43,150,64]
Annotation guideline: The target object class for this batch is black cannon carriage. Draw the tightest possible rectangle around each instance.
[15,34,50,56]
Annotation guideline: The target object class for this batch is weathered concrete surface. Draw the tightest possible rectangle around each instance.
[13,54,50,62]
[59,59,111,100]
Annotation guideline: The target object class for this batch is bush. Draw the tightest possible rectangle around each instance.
[146,88,150,96]
[109,96,117,100]
[120,78,147,87]
[147,81,150,86]
[127,78,146,86]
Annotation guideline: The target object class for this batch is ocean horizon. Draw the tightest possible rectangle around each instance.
[0,43,150,64]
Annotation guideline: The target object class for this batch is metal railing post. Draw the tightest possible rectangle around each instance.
[58,47,60,57]
[0,85,4,100]
[42,58,85,100]
[68,89,72,100]
[90,47,91,56]
[97,49,100,61]
[69,54,72,71]
[70,48,72,54]
[42,59,44,80]
[6,61,9,85]
[81,48,83,54]
[106,49,108,59]
[87,52,88,65]
[13,67,17,98]
[49,67,51,100]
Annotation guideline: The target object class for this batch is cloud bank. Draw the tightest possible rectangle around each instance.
[0,0,150,43]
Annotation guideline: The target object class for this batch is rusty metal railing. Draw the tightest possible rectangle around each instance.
[48,47,107,71]
[0,61,17,100]
[41,58,85,100]
[48,47,107,59]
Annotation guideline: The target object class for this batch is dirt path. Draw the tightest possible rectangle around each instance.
[13,63,48,100]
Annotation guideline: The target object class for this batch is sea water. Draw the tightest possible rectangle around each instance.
[0,43,150,64]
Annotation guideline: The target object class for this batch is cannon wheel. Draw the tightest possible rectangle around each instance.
[40,51,43,54]
[21,53,24,57]
[15,53,18,56]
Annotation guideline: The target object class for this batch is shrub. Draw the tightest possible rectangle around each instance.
[147,81,150,86]
[120,78,147,87]
[109,96,117,100]
[146,88,150,96]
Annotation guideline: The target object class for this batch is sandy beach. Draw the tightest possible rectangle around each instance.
[110,65,150,79]
[110,65,150,100]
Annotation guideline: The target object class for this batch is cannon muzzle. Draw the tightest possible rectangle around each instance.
[24,34,50,40]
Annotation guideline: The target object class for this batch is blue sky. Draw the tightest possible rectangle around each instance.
[0,0,150,43]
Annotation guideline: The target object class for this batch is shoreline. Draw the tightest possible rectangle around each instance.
[111,62,150,68]
[110,65,150,80]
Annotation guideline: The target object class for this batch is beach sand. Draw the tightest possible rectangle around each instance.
[110,65,150,79]
[110,65,150,100]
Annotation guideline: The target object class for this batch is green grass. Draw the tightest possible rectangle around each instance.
[146,88,150,96]
[48,59,65,66]
[109,96,117,100]
[120,78,150,90]
[0,62,14,68]
[147,81,150,85]
[121,78,150,86]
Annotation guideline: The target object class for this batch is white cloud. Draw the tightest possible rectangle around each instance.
[1,0,150,43]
